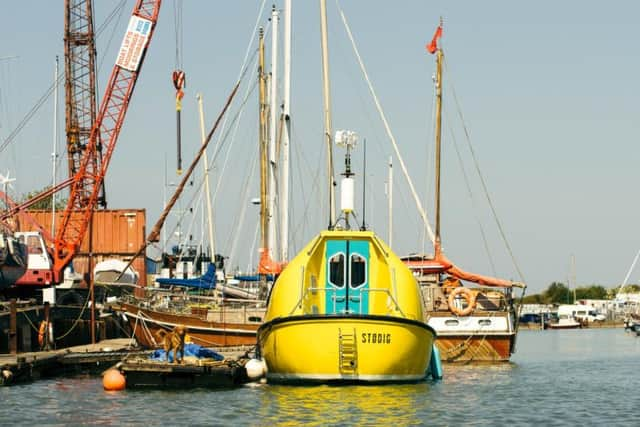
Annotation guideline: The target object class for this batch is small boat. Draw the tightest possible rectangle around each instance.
[94,259,140,285]
[545,314,582,330]
[0,230,28,289]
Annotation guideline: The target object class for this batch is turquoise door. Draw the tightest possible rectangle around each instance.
[326,240,369,314]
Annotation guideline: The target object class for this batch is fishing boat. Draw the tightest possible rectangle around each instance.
[0,230,28,289]
[401,24,526,363]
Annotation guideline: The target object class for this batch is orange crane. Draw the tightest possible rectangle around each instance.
[64,0,105,207]
[0,0,162,285]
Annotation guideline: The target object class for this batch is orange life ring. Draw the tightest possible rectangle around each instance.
[448,287,477,316]
[38,321,48,348]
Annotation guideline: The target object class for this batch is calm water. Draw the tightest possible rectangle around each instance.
[2,328,639,426]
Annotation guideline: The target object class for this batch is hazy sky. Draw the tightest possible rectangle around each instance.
[1,1,639,294]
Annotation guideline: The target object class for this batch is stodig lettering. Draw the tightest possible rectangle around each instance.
[361,332,392,344]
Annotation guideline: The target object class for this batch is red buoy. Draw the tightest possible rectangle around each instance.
[103,369,126,391]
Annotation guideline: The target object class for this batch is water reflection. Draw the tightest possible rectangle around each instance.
[257,382,434,426]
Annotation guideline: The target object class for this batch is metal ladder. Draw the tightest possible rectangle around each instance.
[338,328,358,374]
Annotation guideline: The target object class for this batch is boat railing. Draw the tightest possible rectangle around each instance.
[290,286,405,317]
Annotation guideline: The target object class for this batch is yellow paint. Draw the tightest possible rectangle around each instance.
[259,230,435,382]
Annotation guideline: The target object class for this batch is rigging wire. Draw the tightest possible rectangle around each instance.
[336,0,436,246]
[444,109,498,277]
[443,56,527,284]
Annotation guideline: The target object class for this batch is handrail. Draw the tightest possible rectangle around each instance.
[290,285,406,318]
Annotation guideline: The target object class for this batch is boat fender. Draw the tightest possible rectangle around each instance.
[245,358,267,380]
[448,287,476,316]
[427,344,443,380]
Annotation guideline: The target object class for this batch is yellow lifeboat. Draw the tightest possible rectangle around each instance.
[257,230,436,383]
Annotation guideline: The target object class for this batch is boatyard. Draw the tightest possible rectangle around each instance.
[2,0,640,425]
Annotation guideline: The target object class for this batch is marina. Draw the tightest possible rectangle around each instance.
[1,0,640,425]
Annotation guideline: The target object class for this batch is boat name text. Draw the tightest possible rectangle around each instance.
[361,332,391,344]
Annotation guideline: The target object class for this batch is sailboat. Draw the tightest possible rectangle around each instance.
[256,0,437,383]
[401,24,526,362]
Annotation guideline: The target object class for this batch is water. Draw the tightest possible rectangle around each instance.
[2,328,639,426]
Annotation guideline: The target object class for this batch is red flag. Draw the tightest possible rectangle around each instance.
[426,25,443,54]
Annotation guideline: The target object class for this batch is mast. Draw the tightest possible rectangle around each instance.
[197,94,215,262]
[280,0,291,262]
[268,5,280,262]
[433,34,444,255]
[388,156,393,247]
[258,27,270,273]
[319,0,336,228]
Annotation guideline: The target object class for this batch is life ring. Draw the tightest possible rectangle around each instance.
[38,321,48,348]
[448,287,477,316]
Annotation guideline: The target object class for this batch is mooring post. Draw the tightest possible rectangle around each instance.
[44,302,51,350]
[9,299,17,354]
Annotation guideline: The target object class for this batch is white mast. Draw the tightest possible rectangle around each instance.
[388,156,393,247]
[280,0,291,262]
[320,0,335,228]
[51,55,59,236]
[268,5,280,262]
[197,94,215,262]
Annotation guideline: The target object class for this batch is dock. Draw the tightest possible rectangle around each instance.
[1,338,258,388]
[0,338,142,386]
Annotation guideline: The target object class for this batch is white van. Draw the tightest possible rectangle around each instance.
[557,304,606,323]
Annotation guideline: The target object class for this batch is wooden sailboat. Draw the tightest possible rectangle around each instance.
[402,24,526,363]
[256,0,437,383]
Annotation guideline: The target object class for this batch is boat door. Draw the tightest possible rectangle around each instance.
[326,240,369,314]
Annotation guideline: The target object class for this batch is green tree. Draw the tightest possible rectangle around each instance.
[544,282,572,304]
[21,186,67,210]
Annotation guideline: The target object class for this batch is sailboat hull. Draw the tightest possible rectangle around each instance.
[258,315,435,383]
[118,302,262,348]
[427,310,516,362]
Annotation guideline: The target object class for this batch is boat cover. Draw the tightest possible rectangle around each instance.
[155,264,216,289]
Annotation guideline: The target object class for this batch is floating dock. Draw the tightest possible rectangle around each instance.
[118,357,251,389]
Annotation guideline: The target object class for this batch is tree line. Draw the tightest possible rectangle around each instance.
[521,282,640,304]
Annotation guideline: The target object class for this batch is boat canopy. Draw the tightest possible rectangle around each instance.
[155,264,216,290]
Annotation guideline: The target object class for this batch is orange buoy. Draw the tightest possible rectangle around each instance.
[103,369,126,391]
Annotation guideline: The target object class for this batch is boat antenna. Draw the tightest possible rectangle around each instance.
[360,138,367,231]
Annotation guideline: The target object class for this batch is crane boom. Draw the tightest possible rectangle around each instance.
[64,0,104,207]
[53,0,162,280]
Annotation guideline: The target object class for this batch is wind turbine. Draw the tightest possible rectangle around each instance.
[0,171,16,209]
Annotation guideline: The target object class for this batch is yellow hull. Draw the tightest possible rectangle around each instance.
[258,315,435,383]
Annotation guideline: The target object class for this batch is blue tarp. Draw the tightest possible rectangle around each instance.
[150,343,225,363]
[155,264,216,290]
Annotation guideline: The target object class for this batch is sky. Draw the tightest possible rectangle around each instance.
[1,1,639,294]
